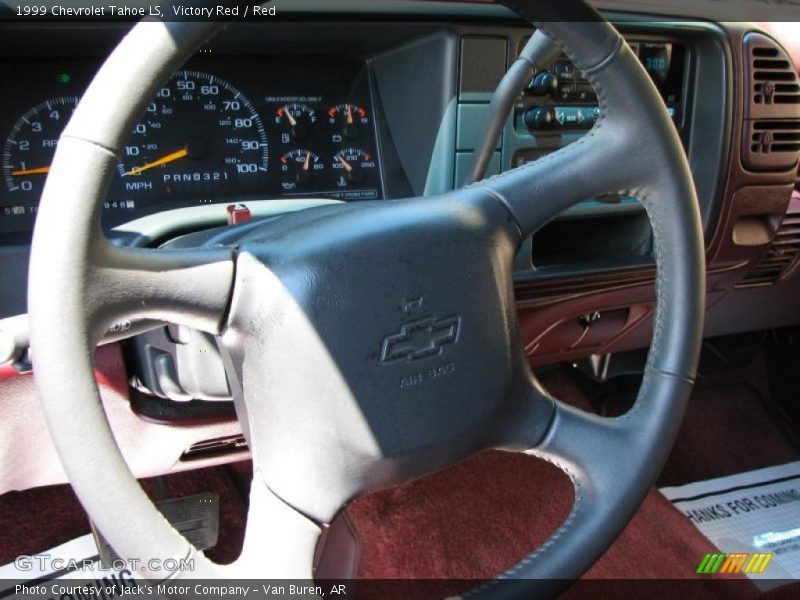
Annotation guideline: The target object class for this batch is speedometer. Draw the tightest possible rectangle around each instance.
[116,70,268,204]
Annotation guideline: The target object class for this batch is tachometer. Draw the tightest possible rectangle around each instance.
[117,70,268,204]
[2,97,78,207]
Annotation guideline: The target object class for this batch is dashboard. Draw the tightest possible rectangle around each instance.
[0,54,383,242]
[0,1,799,492]
[0,7,796,344]
[0,15,737,320]
[0,27,698,244]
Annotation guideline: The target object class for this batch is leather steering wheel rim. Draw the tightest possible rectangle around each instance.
[28,0,705,596]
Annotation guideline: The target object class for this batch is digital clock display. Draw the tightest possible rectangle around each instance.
[639,43,673,86]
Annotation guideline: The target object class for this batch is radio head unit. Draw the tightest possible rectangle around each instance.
[521,40,687,132]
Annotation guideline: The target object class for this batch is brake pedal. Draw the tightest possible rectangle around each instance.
[91,493,220,568]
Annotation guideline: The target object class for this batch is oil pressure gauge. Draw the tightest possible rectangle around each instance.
[280,149,324,190]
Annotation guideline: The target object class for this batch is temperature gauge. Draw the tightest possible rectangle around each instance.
[275,103,317,141]
[328,104,368,140]
[332,148,375,186]
[280,149,324,190]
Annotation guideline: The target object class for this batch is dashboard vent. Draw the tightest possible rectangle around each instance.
[745,33,800,116]
[744,120,800,171]
[751,49,800,107]
[738,198,800,287]
[742,33,800,172]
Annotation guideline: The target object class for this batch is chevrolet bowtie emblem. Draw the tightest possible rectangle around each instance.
[380,316,462,363]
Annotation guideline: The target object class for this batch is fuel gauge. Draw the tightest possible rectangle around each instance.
[275,103,317,141]
[328,104,368,140]
[280,149,324,190]
[332,148,375,186]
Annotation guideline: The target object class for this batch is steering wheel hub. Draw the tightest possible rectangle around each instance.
[220,191,553,521]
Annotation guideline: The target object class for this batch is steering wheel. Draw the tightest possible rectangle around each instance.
[28,0,705,595]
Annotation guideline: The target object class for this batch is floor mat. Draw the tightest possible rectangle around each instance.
[0,534,111,598]
[661,461,800,590]
[658,384,800,488]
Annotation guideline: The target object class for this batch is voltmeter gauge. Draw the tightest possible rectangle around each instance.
[275,103,317,141]
[328,104,368,140]
[280,149,324,190]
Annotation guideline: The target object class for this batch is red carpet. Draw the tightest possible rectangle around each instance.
[0,483,90,567]
[348,450,572,580]
[0,455,764,600]
[344,450,754,598]
[340,368,758,597]
[3,367,794,599]
[0,467,246,567]
[658,383,799,487]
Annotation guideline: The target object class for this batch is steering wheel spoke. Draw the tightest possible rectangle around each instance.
[222,473,322,579]
[481,106,640,240]
[87,243,235,337]
[470,368,697,597]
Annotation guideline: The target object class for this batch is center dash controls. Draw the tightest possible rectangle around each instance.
[524,106,601,132]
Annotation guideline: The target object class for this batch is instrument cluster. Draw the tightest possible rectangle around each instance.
[0,55,383,241]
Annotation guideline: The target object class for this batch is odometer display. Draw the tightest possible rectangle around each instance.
[115,70,268,207]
